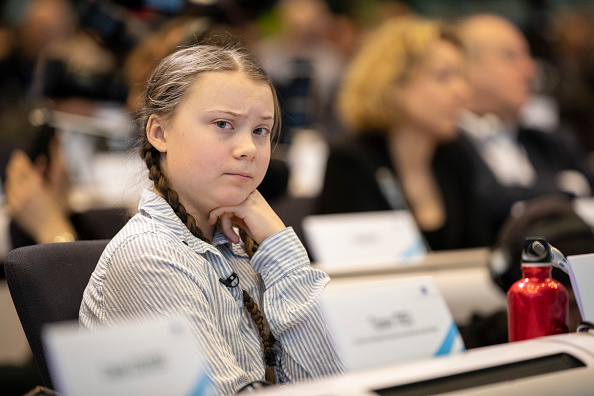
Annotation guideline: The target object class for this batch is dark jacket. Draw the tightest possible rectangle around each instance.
[458,126,594,245]
[317,135,489,251]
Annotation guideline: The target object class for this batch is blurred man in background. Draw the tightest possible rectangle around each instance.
[457,14,594,246]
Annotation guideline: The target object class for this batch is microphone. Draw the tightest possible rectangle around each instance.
[219,272,240,288]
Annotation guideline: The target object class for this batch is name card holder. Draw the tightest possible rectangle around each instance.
[322,276,464,372]
[43,315,208,396]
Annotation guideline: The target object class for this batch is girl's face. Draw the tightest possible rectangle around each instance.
[149,71,274,220]
[397,39,469,141]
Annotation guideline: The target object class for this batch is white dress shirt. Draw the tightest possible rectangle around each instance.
[460,110,536,187]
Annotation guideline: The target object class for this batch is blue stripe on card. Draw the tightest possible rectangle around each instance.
[435,321,460,356]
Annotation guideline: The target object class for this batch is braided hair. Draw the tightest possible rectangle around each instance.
[139,45,281,383]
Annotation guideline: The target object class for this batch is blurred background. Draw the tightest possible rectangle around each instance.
[2,0,594,202]
[2,0,594,214]
[3,0,594,394]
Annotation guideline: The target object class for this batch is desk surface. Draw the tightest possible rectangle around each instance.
[319,248,506,326]
[254,333,594,396]
[316,247,490,278]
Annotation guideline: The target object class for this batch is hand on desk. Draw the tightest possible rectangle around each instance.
[5,147,76,244]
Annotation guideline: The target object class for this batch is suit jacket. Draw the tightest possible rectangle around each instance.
[458,126,594,245]
[317,135,490,251]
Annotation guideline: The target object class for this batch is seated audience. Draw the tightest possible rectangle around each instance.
[455,14,594,348]
[3,30,131,253]
[457,13,594,246]
[317,16,488,250]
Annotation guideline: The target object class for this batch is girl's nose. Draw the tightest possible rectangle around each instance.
[234,130,257,159]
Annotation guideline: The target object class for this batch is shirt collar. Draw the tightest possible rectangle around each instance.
[459,110,518,142]
[138,189,231,254]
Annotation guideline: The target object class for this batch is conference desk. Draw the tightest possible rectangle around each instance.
[0,246,504,366]
[317,247,507,326]
[256,332,594,395]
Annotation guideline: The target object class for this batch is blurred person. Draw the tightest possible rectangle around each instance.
[316,17,487,251]
[256,0,349,144]
[457,14,594,246]
[0,0,72,174]
[551,11,594,158]
[3,120,129,252]
[3,29,130,251]
[0,0,75,110]
[123,15,250,115]
[0,25,132,395]
[5,123,77,246]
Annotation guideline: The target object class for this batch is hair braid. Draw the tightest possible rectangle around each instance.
[239,228,259,258]
[242,289,276,384]
[142,145,208,242]
[239,229,276,383]
[143,144,275,381]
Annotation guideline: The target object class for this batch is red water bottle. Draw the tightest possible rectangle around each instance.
[507,237,569,342]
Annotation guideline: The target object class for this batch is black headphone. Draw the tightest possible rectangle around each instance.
[487,196,594,293]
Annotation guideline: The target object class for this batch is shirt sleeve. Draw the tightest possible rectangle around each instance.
[250,228,346,383]
[97,234,259,395]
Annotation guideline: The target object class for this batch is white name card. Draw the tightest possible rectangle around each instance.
[322,276,464,372]
[302,210,427,269]
[43,315,208,396]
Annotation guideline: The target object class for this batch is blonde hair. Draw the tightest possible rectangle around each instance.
[338,16,462,134]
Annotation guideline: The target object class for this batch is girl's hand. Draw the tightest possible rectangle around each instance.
[208,190,285,245]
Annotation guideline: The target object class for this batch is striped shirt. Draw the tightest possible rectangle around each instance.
[80,189,344,395]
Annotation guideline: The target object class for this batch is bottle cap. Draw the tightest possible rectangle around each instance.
[521,237,551,263]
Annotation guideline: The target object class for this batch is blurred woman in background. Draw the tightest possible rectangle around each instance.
[317,17,489,250]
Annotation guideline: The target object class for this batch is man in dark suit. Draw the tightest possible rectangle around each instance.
[456,14,594,245]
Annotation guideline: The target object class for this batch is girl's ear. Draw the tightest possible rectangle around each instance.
[146,114,168,153]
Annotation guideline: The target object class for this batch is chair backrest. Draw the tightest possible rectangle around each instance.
[4,239,109,390]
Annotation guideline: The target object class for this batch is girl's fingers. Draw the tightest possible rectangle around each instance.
[220,214,240,244]
[209,207,238,225]
[208,190,285,244]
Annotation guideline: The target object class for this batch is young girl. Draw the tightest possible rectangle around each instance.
[79,45,344,394]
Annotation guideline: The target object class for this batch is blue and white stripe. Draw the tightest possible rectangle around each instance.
[80,189,344,395]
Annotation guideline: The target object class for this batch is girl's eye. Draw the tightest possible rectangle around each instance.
[216,121,231,129]
[253,127,270,137]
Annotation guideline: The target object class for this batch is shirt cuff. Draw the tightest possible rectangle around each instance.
[250,227,309,287]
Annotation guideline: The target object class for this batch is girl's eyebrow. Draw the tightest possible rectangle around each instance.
[206,110,274,121]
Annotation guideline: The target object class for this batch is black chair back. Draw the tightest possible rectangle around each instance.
[4,239,109,389]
